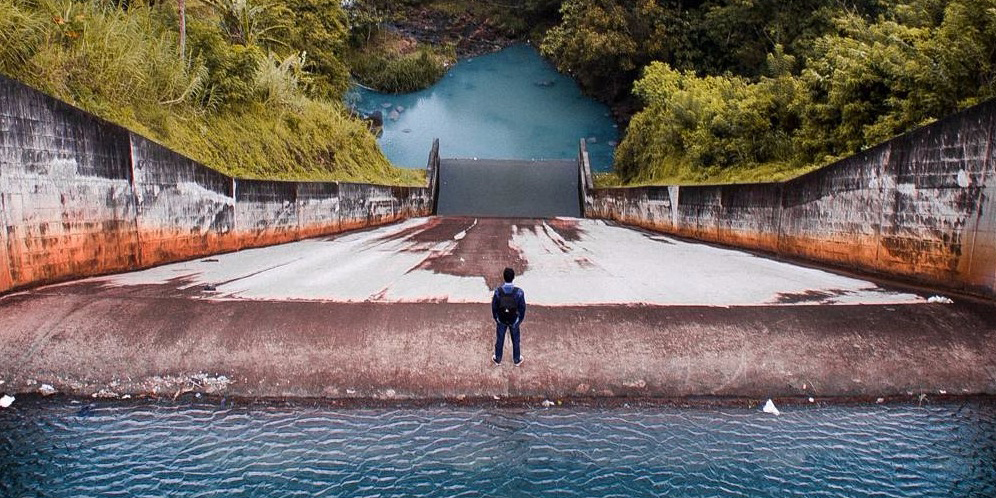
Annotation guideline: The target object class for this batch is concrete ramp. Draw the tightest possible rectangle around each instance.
[437,159,579,217]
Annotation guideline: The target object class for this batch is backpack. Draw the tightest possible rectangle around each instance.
[496,286,518,324]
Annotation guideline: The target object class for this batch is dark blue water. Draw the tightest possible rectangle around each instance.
[2,399,994,497]
[347,44,619,170]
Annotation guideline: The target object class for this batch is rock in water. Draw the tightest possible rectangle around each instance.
[0,394,14,408]
[395,105,405,112]
[39,384,57,396]
[388,110,401,121]
[762,399,780,416]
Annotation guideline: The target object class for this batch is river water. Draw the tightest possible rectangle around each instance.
[2,398,994,497]
[346,44,619,171]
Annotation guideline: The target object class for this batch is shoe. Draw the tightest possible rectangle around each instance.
[492,355,501,365]
[514,356,523,366]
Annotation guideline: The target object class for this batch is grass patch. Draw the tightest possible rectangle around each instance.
[346,28,451,93]
[599,158,824,188]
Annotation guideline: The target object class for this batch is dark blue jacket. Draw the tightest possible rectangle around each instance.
[492,283,526,325]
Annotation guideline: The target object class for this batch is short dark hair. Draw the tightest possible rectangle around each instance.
[503,267,515,283]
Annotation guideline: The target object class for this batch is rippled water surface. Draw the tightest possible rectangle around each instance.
[2,399,995,497]
[347,44,619,170]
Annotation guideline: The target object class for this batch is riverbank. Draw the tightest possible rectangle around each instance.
[2,281,993,404]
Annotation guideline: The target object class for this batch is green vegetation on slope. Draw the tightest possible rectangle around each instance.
[0,0,422,185]
[542,0,996,185]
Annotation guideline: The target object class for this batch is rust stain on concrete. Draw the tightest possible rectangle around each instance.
[409,218,530,289]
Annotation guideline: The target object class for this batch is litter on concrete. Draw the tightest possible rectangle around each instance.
[762,399,781,416]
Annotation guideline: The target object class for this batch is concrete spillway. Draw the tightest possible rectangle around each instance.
[436,159,580,217]
[3,215,994,402]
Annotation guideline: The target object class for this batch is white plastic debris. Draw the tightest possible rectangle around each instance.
[808,397,815,403]
[876,397,885,404]
[0,395,14,408]
[39,384,57,396]
[762,399,781,416]
[927,295,954,304]
[541,399,555,407]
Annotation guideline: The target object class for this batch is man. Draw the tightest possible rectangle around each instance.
[492,267,526,366]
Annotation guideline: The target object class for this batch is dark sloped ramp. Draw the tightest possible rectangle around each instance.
[436,159,580,217]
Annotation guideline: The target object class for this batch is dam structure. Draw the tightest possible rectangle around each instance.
[1,74,995,402]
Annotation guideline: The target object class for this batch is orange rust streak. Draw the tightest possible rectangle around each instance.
[1,209,429,294]
[601,209,967,292]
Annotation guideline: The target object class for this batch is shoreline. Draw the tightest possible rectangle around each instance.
[7,392,995,411]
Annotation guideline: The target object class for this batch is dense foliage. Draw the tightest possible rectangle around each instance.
[0,0,421,184]
[542,0,996,184]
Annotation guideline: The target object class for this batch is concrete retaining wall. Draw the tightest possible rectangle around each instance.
[0,75,431,293]
[585,99,996,299]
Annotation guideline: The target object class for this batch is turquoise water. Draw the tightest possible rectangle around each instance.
[346,44,619,171]
[2,398,995,497]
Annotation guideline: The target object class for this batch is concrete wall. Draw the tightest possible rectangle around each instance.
[0,75,431,293]
[585,99,996,299]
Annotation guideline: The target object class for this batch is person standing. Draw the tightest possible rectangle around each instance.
[492,267,526,366]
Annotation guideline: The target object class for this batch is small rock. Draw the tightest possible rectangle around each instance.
[26,379,37,386]
[927,295,954,304]
[122,394,132,399]
[384,388,396,398]
[388,110,400,121]
[195,392,202,398]
[395,105,405,112]
[762,399,780,416]
[808,397,815,403]
[92,389,119,399]
[39,384,57,396]
[0,395,14,408]
[939,390,947,394]
[456,394,466,400]
[541,399,554,407]
[346,389,357,395]
[876,397,885,403]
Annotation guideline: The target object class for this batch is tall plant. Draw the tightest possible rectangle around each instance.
[201,0,289,48]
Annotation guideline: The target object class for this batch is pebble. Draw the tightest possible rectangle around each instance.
[541,399,554,407]
[39,384,57,396]
[0,395,14,408]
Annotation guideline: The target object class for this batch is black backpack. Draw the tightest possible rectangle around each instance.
[496,286,518,324]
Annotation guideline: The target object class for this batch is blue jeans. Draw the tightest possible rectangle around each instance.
[494,321,521,363]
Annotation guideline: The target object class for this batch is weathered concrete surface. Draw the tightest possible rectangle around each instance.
[437,159,580,217]
[0,282,992,400]
[586,99,996,300]
[0,75,432,294]
[97,217,923,306]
